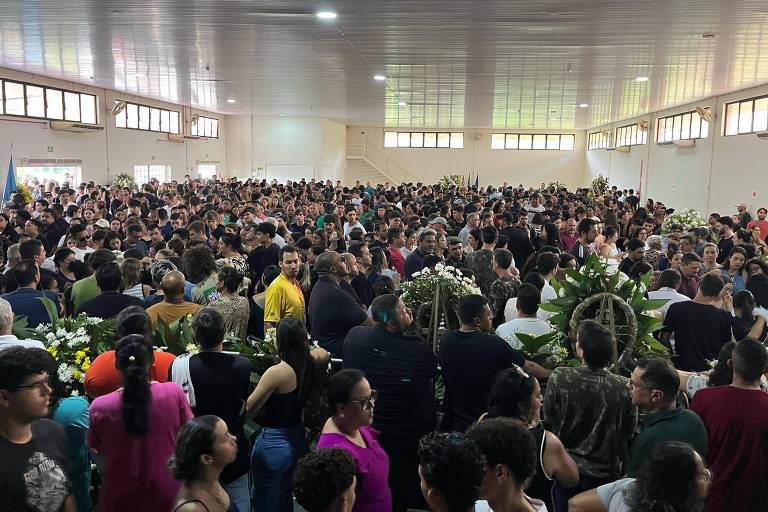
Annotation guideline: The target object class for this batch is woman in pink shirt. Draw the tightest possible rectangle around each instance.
[88,335,193,512]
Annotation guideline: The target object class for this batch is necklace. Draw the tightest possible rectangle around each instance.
[191,482,228,511]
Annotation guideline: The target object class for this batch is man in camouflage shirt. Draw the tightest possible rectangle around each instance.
[463,225,499,296]
[487,248,520,327]
[543,320,637,511]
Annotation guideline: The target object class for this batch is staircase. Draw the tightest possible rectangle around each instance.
[345,137,419,186]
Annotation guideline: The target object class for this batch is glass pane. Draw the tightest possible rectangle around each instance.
[25,85,45,117]
[491,133,505,149]
[725,102,739,135]
[5,81,24,115]
[690,114,700,138]
[546,134,560,150]
[518,134,533,150]
[397,132,411,147]
[561,134,575,150]
[754,97,768,132]
[680,114,691,139]
[0,81,3,114]
[138,105,150,130]
[115,107,126,128]
[213,119,219,137]
[532,134,546,149]
[505,134,519,149]
[450,132,463,148]
[423,133,437,147]
[80,94,96,124]
[700,119,709,138]
[671,116,681,140]
[384,132,398,147]
[410,132,423,148]
[149,108,161,131]
[126,103,138,128]
[206,119,214,137]
[160,110,170,132]
[437,133,450,147]
[170,111,179,134]
[739,101,754,133]
[64,91,80,121]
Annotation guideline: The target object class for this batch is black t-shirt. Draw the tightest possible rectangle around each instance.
[733,316,768,342]
[717,236,734,264]
[500,226,534,271]
[343,326,438,439]
[664,301,733,371]
[247,243,280,285]
[308,277,368,357]
[76,291,144,319]
[0,419,71,512]
[168,352,251,483]
[438,330,526,432]
[350,274,374,308]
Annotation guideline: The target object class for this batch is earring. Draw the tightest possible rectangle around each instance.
[339,413,345,418]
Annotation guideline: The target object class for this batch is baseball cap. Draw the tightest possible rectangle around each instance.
[94,219,110,228]
[447,236,463,245]
[430,216,448,226]
[315,251,342,274]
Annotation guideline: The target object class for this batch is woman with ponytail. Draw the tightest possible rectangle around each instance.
[88,335,193,512]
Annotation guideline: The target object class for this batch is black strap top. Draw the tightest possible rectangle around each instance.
[262,388,303,428]
[526,422,555,511]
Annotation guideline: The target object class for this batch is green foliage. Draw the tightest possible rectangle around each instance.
[514,331,578,369]
[153,314,195,355]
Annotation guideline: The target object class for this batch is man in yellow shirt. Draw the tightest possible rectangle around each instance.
[264,245,305,330]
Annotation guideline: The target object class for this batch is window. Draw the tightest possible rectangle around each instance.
[491,133,575,151]
[0,78,97,123]
[655,110,710,143]
[17,164,81,187]
[191,116,219,138]
[114,100,180,134]
[587,131,609,150]
[197,163,217,180]
[614,123,647,147]
[724,94,768,136]
[133,164,170,186]
[383,131,464,148]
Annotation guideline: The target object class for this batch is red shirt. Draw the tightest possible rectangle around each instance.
[691,385,768,512]
[84,350,177,398]
[560,231,579,251]
[388,245,405,276]
[747,219,768,240]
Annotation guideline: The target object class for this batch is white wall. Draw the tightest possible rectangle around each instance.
[0,67,226,185]
[347,126,587,189]
[585,82,768,215]
[224,116,346,182]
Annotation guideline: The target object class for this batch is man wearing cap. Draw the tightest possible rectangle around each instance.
[736,203,752,229]
[308,251,373,357]
[428,216,448,236]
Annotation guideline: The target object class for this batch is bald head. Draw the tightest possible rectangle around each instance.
[161,270,186,298]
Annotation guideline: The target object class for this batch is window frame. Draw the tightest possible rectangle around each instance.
[655,110,709,143]
[114,100,181,134]
[491,133,575,151]
[614,123,648,147]
[0,77,98,124]
[724,93,768,136]
[133,164,171,186]
[383,131,464,149]
[190,115,220,138]
[587,131,609,150]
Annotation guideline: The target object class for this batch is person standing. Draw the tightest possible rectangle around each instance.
[1,260,60,327]
[499,212,534,273]
[264,245,305,331]
[459,213,480,247]
[76,262,143,318]
[543,320,637,510]
[716,216,735,264]
[146,270,202,328]
[404,228,437,280]
[677,252,703,299]
[569,219,598,267]
[0,347,76,512]
[343,294,437,512]
[487,249,521,327]
[292,447,358,512]
[464,226,500,296]
[386,227,406,277]
[625,358,708,476]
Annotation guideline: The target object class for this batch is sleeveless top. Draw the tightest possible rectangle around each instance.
[123,283,145,299]
[262,388,303,428]
[173,499,240,512]
[526,422,554,512]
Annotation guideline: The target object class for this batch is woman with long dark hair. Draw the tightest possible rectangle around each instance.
[88,335,193,512]
[535,222,564,252]
[246,317,330,511]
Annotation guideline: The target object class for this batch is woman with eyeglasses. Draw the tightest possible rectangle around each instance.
[568,442,710,512]
[317,368,392,512]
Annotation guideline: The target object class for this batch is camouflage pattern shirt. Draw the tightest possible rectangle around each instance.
[543,366,638,480]
[464,249,497,296]
[488,275,521,326]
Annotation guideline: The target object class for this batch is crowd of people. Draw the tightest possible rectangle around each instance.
[0,175,766,512]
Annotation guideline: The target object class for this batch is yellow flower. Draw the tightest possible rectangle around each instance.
[46,346,58,358]
[73,369,82,380]
[81,357,91,371]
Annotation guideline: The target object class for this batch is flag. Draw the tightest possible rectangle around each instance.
[3,154,15,203]
[474,174,479,189]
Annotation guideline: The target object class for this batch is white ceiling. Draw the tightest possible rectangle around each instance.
[2,0,768,129]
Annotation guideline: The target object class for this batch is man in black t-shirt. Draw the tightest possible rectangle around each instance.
[0,347,74,512]
[439,294,549,432]
[344,294,438,512]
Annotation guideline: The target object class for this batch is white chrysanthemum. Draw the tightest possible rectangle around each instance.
[71,389,80,397]
[58,363,73,383]
[185,343,200,355]
[56,329,67,338]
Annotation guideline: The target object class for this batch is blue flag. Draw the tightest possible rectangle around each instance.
[3,155,15,203]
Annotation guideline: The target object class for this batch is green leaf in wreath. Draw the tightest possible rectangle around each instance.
[36,296,59,325]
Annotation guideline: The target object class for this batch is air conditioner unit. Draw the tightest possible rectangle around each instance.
[49,121,104,132]
[657,139,696,148]
[167,133,185,143]
[756,132,768,140]
[607,145,631,153]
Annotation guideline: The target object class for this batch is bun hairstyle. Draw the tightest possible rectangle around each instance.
[168,415,219,483]
[115,335,155,436]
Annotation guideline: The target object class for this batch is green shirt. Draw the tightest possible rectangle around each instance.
[626,407,708,477]
[71,276,101,312]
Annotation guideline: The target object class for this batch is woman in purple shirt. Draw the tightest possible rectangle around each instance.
[317,369,392,512]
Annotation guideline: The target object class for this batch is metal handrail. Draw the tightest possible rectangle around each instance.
[345,137,418,184]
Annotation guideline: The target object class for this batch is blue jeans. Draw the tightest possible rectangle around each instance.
[224,473,250,512]
[250,425,308,512]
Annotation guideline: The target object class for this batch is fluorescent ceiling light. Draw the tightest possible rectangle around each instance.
[398,101,407,106]
[226,99,236,104]
[635,76,649,82]
[373,74,386,81]
[279,114,286,117]
[316,11,337,19]
[578,103,589,108]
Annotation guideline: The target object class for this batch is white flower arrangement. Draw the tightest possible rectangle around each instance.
[661,208,708,234]
[401,263,481,310]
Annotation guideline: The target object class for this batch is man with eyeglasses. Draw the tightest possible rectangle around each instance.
[0,347,75,512]
[343,293,437,512]
[625,358,707,477]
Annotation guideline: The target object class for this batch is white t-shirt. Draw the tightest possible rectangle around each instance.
[648,287,691,319]
[504,299,553,323]
[596,478,634,512]
[496,317,553,350]
[343,221,367,237]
